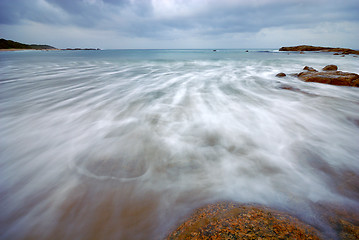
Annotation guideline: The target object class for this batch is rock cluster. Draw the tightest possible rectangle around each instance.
[276,65,359,87]
[166,202,321,240]
[279,45,359,55]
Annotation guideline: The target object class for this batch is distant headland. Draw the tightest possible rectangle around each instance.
[0,38,58,51]
[0,38,100,51]
[279,45,359,55]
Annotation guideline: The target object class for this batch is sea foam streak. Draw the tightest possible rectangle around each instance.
[1,50,359,239]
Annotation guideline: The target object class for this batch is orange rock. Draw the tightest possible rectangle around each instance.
[279,45,359,55]
[166,202,321,240]
[276,72,286,77]
[322,65,338,71]
[298,70,359,87]
[304,66,318,72]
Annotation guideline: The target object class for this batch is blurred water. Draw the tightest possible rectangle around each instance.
[1,49,359,239]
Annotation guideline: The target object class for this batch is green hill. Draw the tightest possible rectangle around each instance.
[0,38,56,50]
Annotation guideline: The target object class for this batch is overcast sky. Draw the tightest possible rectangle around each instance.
[1,0,358,49]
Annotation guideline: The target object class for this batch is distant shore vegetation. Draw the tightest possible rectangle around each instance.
[0,38,56,50]
[0,38,100,51]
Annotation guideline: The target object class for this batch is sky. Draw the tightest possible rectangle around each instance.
[0,0,358,49]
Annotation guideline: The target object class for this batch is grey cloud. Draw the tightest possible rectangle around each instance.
[1,0,358,40]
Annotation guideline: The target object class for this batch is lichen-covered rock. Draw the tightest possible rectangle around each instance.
[166,202,321,240]
[322,65,338,71]
[313,202,359,240]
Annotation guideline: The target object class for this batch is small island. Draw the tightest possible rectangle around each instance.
[279,45,359,55]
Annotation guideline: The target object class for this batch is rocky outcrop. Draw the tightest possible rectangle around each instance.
[299,65,359,87]
[276,65,359,87]
[279,45,359,55]
[166,202,321,240]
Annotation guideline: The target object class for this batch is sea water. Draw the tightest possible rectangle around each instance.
[1,49,359,239]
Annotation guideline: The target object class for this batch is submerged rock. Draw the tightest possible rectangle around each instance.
[166,202,321,240]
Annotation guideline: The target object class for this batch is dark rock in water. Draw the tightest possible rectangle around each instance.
[303,66,318,72]
[245,50,249,52]
[300,51,305,54]
[166,202,321,240]
[322,65,338,71]
[334,53,340,55]
[278,84,318,96]
[276,72,286,77]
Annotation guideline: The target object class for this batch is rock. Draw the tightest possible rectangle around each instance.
[279,45,359,55]
[300,51,305,54]
[276,72,286,77]
[166,202,321,240]
[298,70,359,87]
[303,66,317,72]
[322,65,338,71]
[279,45,327,52]
[313,202,359,240]
[334,53,340,55]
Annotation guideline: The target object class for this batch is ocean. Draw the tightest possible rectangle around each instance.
[1,49,359,239]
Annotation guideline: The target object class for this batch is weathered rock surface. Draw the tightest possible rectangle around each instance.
[279,45,359,55]
[304,66,318,72]
[277,65,359,87]
[166,202,321,240]
[322,65,338,71]
[298,66,359,87]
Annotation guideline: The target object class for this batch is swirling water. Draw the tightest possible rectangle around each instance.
[1,49,359,239]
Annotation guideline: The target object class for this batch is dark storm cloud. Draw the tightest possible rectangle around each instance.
[1,0,358,39]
